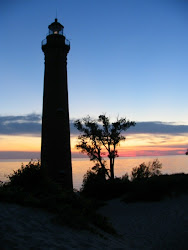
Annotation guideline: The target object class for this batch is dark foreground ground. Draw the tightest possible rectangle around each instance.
[1,194,188,249]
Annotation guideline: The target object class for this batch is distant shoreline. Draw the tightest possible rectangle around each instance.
[0,153,186,160]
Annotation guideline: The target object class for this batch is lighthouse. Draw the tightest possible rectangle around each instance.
[41,19,73,189]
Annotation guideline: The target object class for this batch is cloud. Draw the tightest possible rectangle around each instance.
[0,114,188,136]
[72,121,188,135]
[0,114,41,136]
[127,122,188,135]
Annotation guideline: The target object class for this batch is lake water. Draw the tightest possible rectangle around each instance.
[0,155,187,190]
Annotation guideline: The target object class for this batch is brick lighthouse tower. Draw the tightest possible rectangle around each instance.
[41,19,73,189]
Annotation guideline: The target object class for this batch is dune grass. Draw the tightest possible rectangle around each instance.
[80,165,188,202]
[1,159,188,235]
[0,161,116,235]
[80,159,188,202]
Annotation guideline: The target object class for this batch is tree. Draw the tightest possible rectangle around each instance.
[74,114,136,180]
[131,159,162,181]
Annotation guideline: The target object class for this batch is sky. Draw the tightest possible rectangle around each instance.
[0,0,188,158]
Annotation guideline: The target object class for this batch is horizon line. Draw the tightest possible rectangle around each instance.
[0,150,186,160]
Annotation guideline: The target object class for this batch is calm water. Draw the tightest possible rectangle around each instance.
[0,155,187,190]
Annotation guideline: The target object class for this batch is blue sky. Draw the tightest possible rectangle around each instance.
[0,0,188,158]
[1,0,187,122]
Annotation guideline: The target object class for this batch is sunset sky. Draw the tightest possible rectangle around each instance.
[0,0,188,158]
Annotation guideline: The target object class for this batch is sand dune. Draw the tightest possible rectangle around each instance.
[1,195,188,249]
[99,195,188,249]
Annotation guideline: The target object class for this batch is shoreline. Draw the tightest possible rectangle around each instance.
[1,155,188,190]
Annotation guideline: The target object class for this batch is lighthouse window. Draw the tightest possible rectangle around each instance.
[54,31,58,34]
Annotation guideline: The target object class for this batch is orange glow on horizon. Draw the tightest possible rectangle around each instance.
[71,133,188,157]
[0,135,41,152]
[0,133,188,157]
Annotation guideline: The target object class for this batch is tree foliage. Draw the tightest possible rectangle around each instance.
[8,160,42,190]
[74,114,136,180]
[131,159,162,181]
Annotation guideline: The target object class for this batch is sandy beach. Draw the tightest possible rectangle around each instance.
[1,195,188,249]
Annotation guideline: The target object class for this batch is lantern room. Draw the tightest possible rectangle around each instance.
[48,18,64,35]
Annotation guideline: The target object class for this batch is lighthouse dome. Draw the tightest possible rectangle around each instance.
[48,18,64,35]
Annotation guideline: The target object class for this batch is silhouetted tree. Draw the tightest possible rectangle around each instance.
[131,159,162,181]
[74,114,135,180]
[8,160,42,190]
